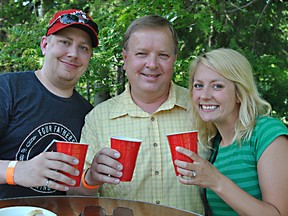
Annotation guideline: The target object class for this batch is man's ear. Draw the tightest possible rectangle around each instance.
[122,48,128,60]
[122,48,128,70]
[40,36,49,56]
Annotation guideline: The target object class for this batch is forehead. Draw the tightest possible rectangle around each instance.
[194,64,227,81]
[195,64,216,75]
[128,27,175,51]
[53,27,92,44]
[195,64,237,89]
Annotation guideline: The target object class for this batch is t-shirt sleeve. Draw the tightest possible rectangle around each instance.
[255,117,288,161]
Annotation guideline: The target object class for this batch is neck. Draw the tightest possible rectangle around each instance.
[215,109,240,146]
[216,123,237,147]
[130,89,169,114]
[35,69,74,98]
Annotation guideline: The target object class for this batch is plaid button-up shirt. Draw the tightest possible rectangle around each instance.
[81,82,206,215]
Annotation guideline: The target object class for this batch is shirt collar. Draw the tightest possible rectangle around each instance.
[109,82,188,119]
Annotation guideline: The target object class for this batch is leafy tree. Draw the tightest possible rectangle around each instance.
[1,0,287,124]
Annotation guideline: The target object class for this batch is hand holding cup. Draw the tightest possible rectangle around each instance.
[55,141,88,187]
[166,131,198,176]
[110,136,142,182]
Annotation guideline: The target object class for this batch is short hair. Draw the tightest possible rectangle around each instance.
[189,48,272,147]
[123,15,179,55]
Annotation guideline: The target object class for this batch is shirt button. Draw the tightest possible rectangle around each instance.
[155,171,159,175]
[153,143,158,147]
[151,117,155,121]
[156,200,160,204]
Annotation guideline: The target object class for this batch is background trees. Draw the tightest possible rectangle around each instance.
[1,0,287,124]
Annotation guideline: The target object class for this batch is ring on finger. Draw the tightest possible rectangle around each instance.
[45,179,50,187]
[191,170,197,177]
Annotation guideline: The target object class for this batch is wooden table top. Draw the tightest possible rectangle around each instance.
[0,196,201,216]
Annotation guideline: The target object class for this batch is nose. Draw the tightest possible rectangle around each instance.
[145,54,158,70]
[200,87,212,100]
[67,44,78,59]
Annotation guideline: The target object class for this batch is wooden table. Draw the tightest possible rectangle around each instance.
[0,196,201,216]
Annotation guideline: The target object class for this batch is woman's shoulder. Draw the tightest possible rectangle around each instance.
[254,115,288,138]
[255,116,287,130]
[251,116,288,161]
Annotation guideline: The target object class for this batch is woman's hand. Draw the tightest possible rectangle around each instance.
[174,146,223,191]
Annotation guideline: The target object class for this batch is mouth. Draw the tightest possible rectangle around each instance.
[141,73,160,78]
[200,104,219,111]
[59,59,79,68]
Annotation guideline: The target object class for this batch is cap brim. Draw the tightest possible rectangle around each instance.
[46,23,98,48]
[71,24,98,48]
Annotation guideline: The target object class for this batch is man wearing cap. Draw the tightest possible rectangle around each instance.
[0,9,99,198]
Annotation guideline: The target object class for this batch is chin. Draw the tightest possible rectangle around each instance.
[200,115,215,123]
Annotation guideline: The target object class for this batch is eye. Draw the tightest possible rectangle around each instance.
[159,53,169,59]
[136,52,147,57]
[60,40,70,45]
[193,83,203,89]
[212,84,224,89]
[79,45,89,51]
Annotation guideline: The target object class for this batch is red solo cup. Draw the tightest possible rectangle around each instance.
[111,136,142,182]
[56,141,88,187]
[166,131,198,176]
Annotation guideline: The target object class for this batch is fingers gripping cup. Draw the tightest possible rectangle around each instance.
[56,141,88,187]
[166,131,198,176]
[111,136,142,182]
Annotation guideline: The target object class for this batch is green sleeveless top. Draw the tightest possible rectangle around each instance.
[206,116,288,215]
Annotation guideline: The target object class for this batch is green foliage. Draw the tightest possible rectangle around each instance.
[1,0,287,124]
[0,24,43,73]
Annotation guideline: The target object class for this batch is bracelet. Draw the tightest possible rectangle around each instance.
[6,161,18,185]
[81,167,100,189]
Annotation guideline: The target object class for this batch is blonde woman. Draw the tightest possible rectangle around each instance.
[174,48,288,215]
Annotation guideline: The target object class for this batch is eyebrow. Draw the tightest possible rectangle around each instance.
[193,78,226,83]
[57,34,92,45]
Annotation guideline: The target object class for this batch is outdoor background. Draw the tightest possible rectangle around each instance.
[1,0,287,124]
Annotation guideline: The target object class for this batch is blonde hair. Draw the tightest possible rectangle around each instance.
[189,48,272,147]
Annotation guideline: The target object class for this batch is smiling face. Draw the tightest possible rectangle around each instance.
[192,63,240,127]
[41,27,93,89]
[122,27,177,100]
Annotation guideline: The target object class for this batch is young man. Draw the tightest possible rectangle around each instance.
[76,15,206,215]
[0,9,98,198]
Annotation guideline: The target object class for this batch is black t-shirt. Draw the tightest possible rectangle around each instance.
[0,71,93,198]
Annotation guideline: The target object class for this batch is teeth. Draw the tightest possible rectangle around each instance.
[201,105,217,110]
[143,74,159,77]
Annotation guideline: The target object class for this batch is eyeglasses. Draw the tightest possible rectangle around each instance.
[48,12,99,35]
[79,205,134,216]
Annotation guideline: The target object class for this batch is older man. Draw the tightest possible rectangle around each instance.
[76,15,206,215]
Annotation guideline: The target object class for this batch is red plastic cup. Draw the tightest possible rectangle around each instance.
[111,136,142,182]
[56,141,88,187]
[166,131,198,176]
